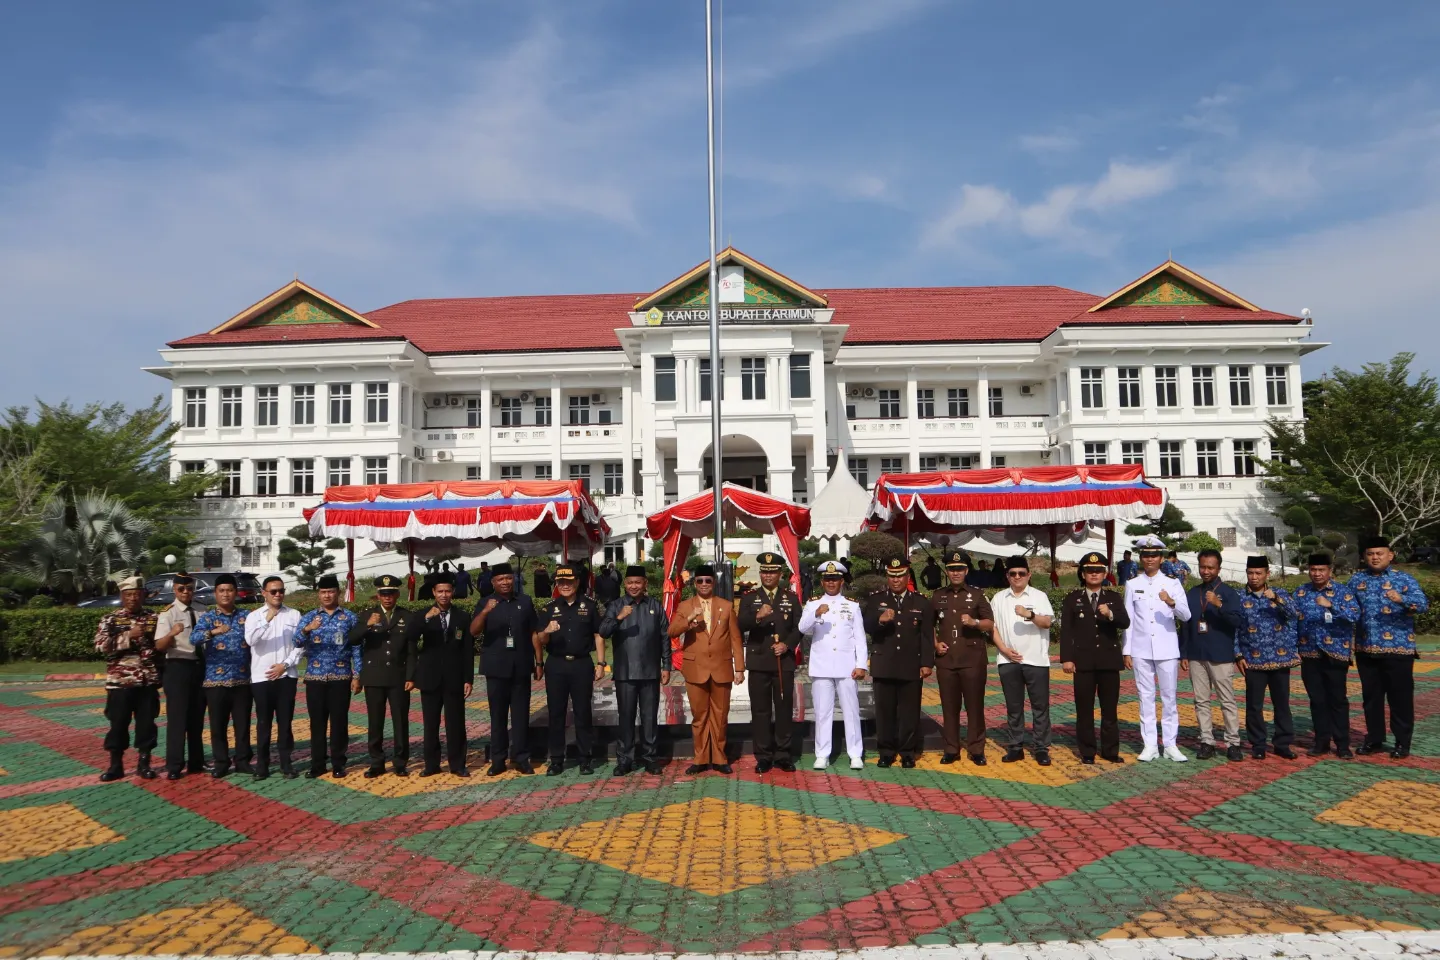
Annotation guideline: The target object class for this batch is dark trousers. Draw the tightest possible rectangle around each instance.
[486,671,533,763]
[103,685,159,754]
[205,684,252,769]
[998,662,1051,748]
[1245,666,1294,751]
[365,685,410,770]
[615,679,660,765]
[546,659,594,762]
[251,676,298,772]
[873,676,922,760]
[748,669,795,762]
[938,667,987,756]
[304,679,352,773]
[1301,657,1351,749]
[162,659,206,773]
[1356,652,1414,748]
[421,685,469,772]
[1073,668,1121,759]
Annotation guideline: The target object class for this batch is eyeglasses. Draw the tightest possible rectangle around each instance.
[1007,571,1028,577]
[266,588,285,596]
[693,578,714,584]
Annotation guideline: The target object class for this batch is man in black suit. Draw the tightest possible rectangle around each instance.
[470,562,539,776]
[347,575,419,778]
[863,558,936,768]
[1059,552,1132,764]
[737,552,804,773]
[416,571,475,776]
[598,565,670,775]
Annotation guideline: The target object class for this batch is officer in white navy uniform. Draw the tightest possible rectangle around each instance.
[1123,534,1192,762]
[798,561,868,770]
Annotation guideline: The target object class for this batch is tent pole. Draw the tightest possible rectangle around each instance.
[704,0,725,570]
[407,541,416,601]
[345,539,355,603]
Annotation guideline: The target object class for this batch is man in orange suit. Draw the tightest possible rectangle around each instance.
[667,564,745,774]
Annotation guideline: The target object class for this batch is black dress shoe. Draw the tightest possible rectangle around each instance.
[452,768,470,778]
[901,757,916,769]
[969,753,988,766]
[1251,749,1266,760]
[775,759,794,772]
[305,769,324,779]
[363,767,385,779]
[1275,747,1297,760]
[1391,746,1412,759]
[211,766,230,779]
[515,760,534,775]
[645,762,665,775]
[488,762,507,776]
[1034,751,1052,767]
[683,763,708,775]
[1196,743,1216,760]
[1102,754,1125,764]
[714,764,733,774]
[1226,746,1244,762]
[612,763,634,777]
[234,763,255,775]
[100,767,125,783]
[1336,746,1355,759]
[877,756,895,768]
[393,767,408,777]
[547,761,565,776]
[940,753,958,764]
[253,769,270,781]
[166,771,183,781]
[420,768,442,778]
[1002,748,1024,764]
[1356,742,1387,756]
[1080,755,1095,765]
[579,762,595,775]
[282,769,298,780]
[755,759,773,773]
[1307,744,1331,757]
[331,768,346,778]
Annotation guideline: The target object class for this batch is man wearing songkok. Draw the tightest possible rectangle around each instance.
[1060,552,1131,764]
[471,562,540,775]
[599,565,670,775]
[1181,549,1246,761]
[1349,534,1430,759]
[193,574,253,777]
[1237,555,1299,759]
[1123,534,1192,762]
[1294,553,1362,758]
[799,561,868,770]
[93,575,163,782]
[294,573,359,777]
[668,563,745,774]
[416,570,475,777]
[155,573,208,779]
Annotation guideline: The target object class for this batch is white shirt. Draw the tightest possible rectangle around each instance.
[156,600,207,660]
[243,605,304,683]
[1122,572,1191,659]
[799,594,868,678]
[992,585,1055,666]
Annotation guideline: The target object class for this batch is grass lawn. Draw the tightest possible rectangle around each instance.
[0,660,105,676]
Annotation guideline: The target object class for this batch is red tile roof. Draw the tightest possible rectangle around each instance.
[167,324,403,348]
[365,292,639,354]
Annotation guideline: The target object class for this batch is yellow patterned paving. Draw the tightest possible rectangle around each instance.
[29,898,319,956]
[0,803,123,863]
[528,797,904,895]
[1414,661,1440,674]
[1100,888,1418,938]
[32,686,107,701]
[320,751,520,796]
[1117,701,1270,727]
[912,741,1124,786]
[1316,780,1440,838]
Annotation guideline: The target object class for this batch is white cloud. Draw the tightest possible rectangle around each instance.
[1019,132,1079,155]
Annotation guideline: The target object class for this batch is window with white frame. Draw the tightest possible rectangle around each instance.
[1080,368,1105,409]
[880,457,904,474]
[364,382,389,424]
[293,384,315,425]
[363,457,388,485]
[255,385,279,427]
[1083,441,1109,465]
[239,544,261,567]
[788,354,810,399]
[569,463,591,490]
[466,466,483,480]
[740,357,766,400]
[1217,526,1237,548]
[991,455,1007,467]
[534,462,552,481]
[327,458,351,487]
[1265,365,1289,405]
[534,396,552,426]
[848,457,869,487]
[988,386,1004,417]
[329,384,352,424]
[654,356,676,402]
[878,389,901,419]
[1192,366,1216,407]
[1233,440,1259,476]
[1228,366,1252,406]
[1158,441,1182,478]
[182,460,207,475]
[218,460,242,497]
[918,456,939,471]
[568,395,590,425]
[699,358,724,401]
[1118,367,1141,408]
[916,389,935,419]
[499,397,521,426]
[1120,441,1145,465]
[951,455,976,469]
[1256,526,1276,547]
[845,403,856,420]
[291,459,315,495]
[499,464,522,480]
[466,397,483,428]
[183,388,206,428]
[598,408,613,425]
[253,459,278,497]
[1196,440,1220,477]
[220,387,242,427]
[947,388,970,417]
[603,462,624,496]
[1155,366,1179,407]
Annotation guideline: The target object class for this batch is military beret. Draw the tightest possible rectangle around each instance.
[1246,555,1270,570]
[1078,552,1109,570]
[1004,555,1029,572]
[117,575,145,592]
[693,564,716,579]
[214,574,237,588]
[817,560,847,577]
[553,565,578,580]
[943,550,972,569]
[624,564,648,578]
[490,563,514,577]
[884,557,910,575]
[1307,553,1333,567]
[1359,535,1391,552]
[316,574,340,590]
[432,571,455,586]
[756,551,785,571]
[374,574,403,591]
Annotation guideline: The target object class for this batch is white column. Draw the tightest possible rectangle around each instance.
[906,368,920,471]
[770,353,787,412]
[477,379,492,481]
[977,370,991,467]
[1067,366,1083,419]
[811,348,829,499]
[550,379,563,481]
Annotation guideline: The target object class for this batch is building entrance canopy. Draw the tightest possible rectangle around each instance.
[864,465,1166,584]
[645,483,811,617]
[304,480,610,600]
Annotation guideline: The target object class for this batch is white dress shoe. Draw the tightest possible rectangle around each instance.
[813,756,829,770]
[1138,745,1160,762]
[849,757,864,769]
[1164,745,1189,762]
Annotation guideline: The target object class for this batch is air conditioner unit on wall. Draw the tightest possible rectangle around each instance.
[846,387,863,399]
[446,395,461,406]
[1040,449,1052,461]
[232,536,245,547]
[427,396,446,408]
[492,395,502,406]
[232,521,249,534]
[591,393,604,404]
[434,450,454,462]
[1020,384,1034,396]
[519,391,533,403]
[862,387,876,399]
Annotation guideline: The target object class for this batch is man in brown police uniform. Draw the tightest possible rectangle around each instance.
[737,551,803,772]
[1059,551,1131,764]
[929,550,994,765]
[347,574,419,777]
[863,557,936,768]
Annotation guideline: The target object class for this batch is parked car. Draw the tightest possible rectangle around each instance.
[75,572,259,609]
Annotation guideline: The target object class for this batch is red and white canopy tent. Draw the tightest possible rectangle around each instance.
[646,483,811,617]
[864,465,1166,585]
[304,480,611,601]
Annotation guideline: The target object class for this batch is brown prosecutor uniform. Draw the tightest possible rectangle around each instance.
[668,595,745,765]
[1058,586,1131,760]
[863,589,936,761]
[931,584,994,759]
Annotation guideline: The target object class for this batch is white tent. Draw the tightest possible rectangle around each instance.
[809,463,872,552]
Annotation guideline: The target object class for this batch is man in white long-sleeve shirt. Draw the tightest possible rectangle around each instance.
[1123,535,1192,762]
[244,575,304,779]
[799,561,868,770]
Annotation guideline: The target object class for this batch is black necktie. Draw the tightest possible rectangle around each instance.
[1089,593,1099,613]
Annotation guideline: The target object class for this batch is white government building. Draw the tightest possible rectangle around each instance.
[149,249,1323,575]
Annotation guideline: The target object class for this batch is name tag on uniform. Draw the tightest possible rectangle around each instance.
[506,633,515,648]
[1197,621,1208,633]
[1324,611,1333,624]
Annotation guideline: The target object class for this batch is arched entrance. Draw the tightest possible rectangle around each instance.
[701,435,770,492]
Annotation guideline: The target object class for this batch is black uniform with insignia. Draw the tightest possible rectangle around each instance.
[1059,552,1132,762]
[541,567,604,773]
[473,563,540,773]
[415,571,476,776]
[863,558,937,765]
[737,552,804,770]
[347,575,419,776]
[598,565,670,772]
[929,550,995,763]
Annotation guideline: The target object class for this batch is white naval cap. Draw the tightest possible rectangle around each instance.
[816,560,848,577]
[1132,534,1167,550]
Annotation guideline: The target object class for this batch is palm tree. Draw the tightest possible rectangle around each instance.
[22,492,152,600]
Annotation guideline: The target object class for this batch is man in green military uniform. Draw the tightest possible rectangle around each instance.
[929,550,994,765]
[347,574,419,777]
[737,551,803,773]
[863,557,936,768]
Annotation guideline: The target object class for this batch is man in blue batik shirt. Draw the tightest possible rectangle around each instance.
[1294,553,1362,759]
[294,574,361,778]
[1349,535,1430,759]
[1237,555,1299,760]
[192,574,253,777]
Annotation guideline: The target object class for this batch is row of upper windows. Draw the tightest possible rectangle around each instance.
[183,383,398,429]
[653,354,811,402]
[847,387,1006,420]
[1076,364,1291,411]
[1080,438,1266,477]
[184,457,626,497]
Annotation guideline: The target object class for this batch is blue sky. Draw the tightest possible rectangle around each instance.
[2,1,1439,407]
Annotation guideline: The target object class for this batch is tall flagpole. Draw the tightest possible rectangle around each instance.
[705,0,725,570]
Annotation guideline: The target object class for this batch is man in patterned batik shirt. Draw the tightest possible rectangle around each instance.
[93,576,162,782]
[1236,556,1299,760]
[192,574,253,777]
[1294,553,1362,758]
[1349,535,1431,759]
[294,574,360,778]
